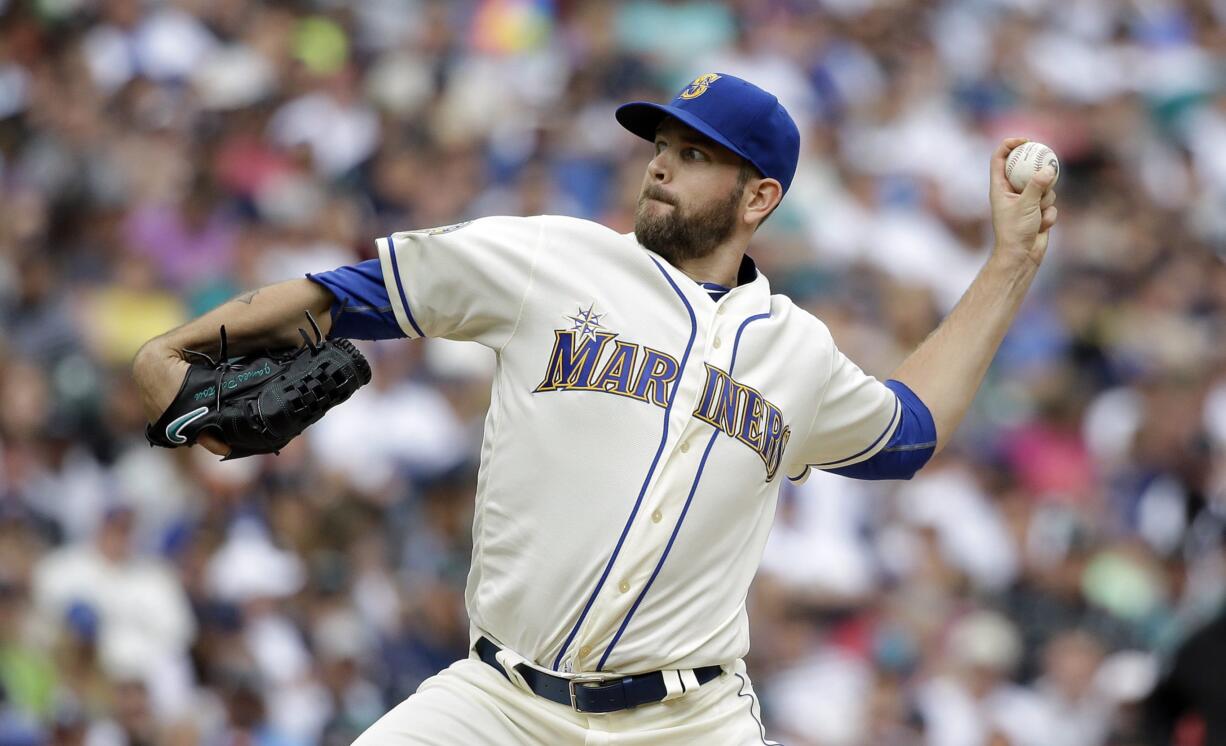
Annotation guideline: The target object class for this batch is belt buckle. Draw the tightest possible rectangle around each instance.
[567,673,610,712]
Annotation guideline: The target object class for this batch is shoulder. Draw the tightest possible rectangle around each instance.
[536,214,637,244]
[768,294,836,346]
[385,216,548,254]
[393,215,535,237]
[765,294,840,381]
[394,215,633,247]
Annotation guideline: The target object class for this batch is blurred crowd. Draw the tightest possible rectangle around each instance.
[0,0,1225,744]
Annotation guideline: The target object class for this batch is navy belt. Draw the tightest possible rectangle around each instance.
[475,636,722,713]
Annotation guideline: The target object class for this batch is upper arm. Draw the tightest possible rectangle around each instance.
[787,342,902,483]
[377,216,544,348]
[821,379,936,481]
[783,334,937,481]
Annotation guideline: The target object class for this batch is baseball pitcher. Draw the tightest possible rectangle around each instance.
[132,74,1058,744]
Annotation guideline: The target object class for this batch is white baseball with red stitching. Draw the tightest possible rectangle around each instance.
[1005,141,1060,192]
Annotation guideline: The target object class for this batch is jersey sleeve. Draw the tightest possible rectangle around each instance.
[306,259,405,341]
[788,344,902,483]
[377,216,544,348]
[822,379,937,480]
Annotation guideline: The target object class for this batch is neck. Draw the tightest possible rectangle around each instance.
[670,240,746,288]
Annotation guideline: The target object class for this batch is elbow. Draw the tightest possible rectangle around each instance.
[306,280,338,322]
[132,336,168,374]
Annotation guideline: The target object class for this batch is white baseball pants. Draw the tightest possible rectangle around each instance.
[352,654,780,745]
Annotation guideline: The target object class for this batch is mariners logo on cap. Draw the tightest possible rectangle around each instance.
[679,73,721,100]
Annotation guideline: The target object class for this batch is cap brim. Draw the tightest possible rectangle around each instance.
[615,102,762,175]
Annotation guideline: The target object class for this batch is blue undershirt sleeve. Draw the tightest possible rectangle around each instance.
[824,379,937,480]
[305,259,406,341]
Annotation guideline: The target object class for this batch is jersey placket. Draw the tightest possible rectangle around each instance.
[567,288,752,673]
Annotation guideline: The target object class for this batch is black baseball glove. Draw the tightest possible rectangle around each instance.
[146,311,372,460]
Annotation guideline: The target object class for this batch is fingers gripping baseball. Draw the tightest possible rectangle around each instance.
[1037,186,1058,235]
[990,139,1060,266]
[989,137,1029,200]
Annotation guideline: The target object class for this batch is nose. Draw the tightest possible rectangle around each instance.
[647,150,669,183]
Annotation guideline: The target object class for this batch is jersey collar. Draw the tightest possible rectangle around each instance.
[642,246,771,316]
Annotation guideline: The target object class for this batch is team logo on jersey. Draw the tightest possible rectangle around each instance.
[535,304,680,409]
[693,364,791,482]
[566,302,606,341]
[679,73,721,100]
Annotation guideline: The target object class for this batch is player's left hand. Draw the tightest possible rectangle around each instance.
[989,137,1059,267]
[144,313,372,460]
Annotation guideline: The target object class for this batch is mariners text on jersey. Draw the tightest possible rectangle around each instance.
[533,327,790,481]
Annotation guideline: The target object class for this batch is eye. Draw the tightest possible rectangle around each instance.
[654,140,667,155]
[682,147,707,162]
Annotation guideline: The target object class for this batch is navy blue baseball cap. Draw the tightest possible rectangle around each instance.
[616,73,801,194]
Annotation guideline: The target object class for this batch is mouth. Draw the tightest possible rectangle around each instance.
[642,191,676,207]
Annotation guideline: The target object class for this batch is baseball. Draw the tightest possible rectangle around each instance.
[1004,141,1060,192]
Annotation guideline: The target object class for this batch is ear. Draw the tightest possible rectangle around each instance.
[744,178,783,229]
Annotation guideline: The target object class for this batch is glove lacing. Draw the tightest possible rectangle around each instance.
[180,324,240,416]
[177,310,327,442]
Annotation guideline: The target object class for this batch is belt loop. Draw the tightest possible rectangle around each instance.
[659,668,701,702]
[660,670,685,702]
[679,668,701,692]
[494,648,534,694]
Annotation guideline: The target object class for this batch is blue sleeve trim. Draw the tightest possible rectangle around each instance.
[825,379,937,481]
[306,259,407,341]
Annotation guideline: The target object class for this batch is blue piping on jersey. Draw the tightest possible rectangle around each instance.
[385,233,426,338]
[736,673,784,745]
[551,256,698,671]
[699,281,730,302]
[596,310,770,671]
[797,393,900,472]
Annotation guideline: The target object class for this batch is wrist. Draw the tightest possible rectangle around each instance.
[991,242,1042,273]
[983,249,1040,301]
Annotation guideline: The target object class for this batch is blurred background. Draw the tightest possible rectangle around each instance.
[0,0,1224,744]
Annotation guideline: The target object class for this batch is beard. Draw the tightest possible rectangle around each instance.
[634,182,742,263]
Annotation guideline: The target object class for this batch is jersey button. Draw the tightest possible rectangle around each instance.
[679,441,690,453]
[717,304,727,315]
[651,510,663,523]
[618,580,630,593]
[579,645,592,658]
[713,336,722,348]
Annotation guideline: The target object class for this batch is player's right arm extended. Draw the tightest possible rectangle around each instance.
[132,279,337,454]
[890,138,1057,455]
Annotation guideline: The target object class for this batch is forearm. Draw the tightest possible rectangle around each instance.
[890,252,1039,453]
[138,279,336,359]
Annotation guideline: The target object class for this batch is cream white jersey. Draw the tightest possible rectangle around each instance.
[376,215,899,676]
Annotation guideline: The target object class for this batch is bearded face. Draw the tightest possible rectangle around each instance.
[634,169,748,263]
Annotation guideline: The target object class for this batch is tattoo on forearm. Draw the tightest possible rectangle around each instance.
[234,290,260,305]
